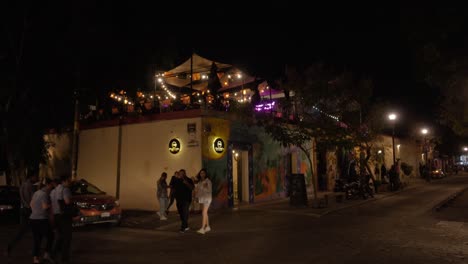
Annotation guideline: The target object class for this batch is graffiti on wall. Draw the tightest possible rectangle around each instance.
[202,118,302,206]
[326,150,338,191]
[250,126,289,201]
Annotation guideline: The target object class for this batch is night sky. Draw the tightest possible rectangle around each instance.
[2,3,467,131]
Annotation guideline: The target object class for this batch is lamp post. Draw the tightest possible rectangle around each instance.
[463,147,468,166]
[388,113,397,166]
[421,128,429,166]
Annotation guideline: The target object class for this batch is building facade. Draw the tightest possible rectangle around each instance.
[75,110,316,211]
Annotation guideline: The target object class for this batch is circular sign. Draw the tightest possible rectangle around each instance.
[169,138,181,154]
[214,138,225,153]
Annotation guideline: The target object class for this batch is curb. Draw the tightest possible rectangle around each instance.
[432,187,468,212]
[318,183,423,217]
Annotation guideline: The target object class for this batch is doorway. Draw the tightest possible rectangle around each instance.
[227,142,253,208]
[232,150,249,206]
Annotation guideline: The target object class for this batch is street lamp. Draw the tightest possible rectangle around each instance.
[421,128,429,166]
[388,113,397,165]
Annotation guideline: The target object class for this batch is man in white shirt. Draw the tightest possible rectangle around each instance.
[50,175,73,263]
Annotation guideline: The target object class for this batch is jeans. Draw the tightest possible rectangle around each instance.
[159,197,168,217]
[167,194,175,211]
[176,200,190,230]
[30,219,53,257]
[53,214,73,261]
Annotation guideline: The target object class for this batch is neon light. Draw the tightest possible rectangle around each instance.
[255,101,275,112]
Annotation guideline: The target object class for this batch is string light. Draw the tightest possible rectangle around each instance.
[312,105,340,121]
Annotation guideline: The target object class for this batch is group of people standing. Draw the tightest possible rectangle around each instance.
[157,168,212,234]
[6,173,75,264]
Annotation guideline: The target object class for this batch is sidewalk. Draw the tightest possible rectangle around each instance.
[120,176,429,231]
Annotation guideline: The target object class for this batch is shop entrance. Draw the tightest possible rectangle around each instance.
[232,149,249,206]
[227,142,253,208]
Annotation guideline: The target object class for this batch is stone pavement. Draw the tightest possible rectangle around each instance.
[3,173,468,264]
[120,176,432,231]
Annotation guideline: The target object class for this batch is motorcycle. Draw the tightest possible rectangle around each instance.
[344,176,374,200]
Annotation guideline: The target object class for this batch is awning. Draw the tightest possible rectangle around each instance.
[162,53,255,92]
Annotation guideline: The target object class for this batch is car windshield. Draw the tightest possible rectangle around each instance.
[71,181,105,195]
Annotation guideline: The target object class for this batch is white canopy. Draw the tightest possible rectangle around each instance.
[162,53,255,92]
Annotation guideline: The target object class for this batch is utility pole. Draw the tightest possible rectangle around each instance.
[116,116,123,199]
[190,52,193,91]
[71,1,80,180]
[71,87,79,180]
[391,124,396,166]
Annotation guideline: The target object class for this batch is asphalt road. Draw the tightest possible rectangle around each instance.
[2,174,468,264]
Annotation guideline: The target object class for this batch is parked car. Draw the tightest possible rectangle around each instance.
[0,186,20,223]
[430,169,445,179]
[70,179,121,227]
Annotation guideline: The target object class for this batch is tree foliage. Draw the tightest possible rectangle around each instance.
[255,63,383,199]
[402,8,468,137]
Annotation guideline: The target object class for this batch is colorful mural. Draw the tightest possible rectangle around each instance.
[248,126,289,201]
[297,148,315,193]
[326,150,338,191]
[202,117,314,206]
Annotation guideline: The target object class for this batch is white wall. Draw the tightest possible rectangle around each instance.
[119,118,202,210]
[373,135,420,180]
[77,127,119,197]
[77,118,203,210]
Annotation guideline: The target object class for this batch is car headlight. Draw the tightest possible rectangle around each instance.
[75,202,91,209]
[114,200,120,206]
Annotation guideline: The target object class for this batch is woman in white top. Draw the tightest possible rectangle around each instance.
[196,169,212,234]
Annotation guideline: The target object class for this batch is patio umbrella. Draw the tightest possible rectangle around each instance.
[207,62,222,109]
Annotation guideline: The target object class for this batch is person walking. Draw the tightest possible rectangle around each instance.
[6,172,38,257]
[51,174,74,263]
[196,169,212,235]
[166,170,180,215]
[381,164,388,183]
[157,172,169,220]
[173,169,194,233]
[30,177,55,264]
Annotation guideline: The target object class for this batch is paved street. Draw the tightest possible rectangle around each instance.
[2,174,468,264]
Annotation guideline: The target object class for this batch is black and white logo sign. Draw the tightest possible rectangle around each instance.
[214,138,225,153]
[169,139,181,154]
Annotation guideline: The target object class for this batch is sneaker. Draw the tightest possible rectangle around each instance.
[160,216,167,221]
[184,227,190,231]
[197,228,205,234]
[156,212,161,217]
[204,226,211,233]
[179,229,185,233]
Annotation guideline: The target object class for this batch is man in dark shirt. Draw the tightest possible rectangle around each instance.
[173,169,194,233]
